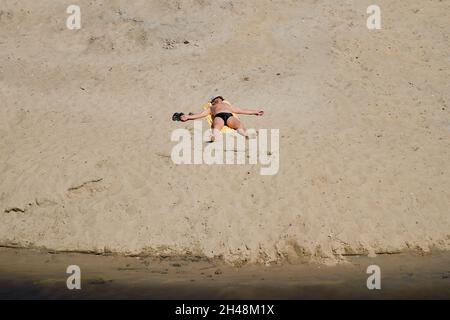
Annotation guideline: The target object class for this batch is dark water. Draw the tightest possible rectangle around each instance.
[0,247,449,299]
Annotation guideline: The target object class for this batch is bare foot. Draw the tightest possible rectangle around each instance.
[247,131,257,139]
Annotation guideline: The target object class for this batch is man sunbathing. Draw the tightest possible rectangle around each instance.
[181,96,264,141]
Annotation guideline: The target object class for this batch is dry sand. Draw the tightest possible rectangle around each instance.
[0,0,449,265]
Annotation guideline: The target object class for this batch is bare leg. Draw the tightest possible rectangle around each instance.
[211,117,224,142]
[227,116,248,137]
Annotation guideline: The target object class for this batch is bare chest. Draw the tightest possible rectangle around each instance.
[211,102,232,116]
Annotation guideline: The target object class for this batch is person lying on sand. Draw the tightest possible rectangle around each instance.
[181,96,264,141]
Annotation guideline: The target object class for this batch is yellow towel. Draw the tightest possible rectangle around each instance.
[202,101,238,133]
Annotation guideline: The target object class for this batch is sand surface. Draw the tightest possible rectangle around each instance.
[0,0,449,265]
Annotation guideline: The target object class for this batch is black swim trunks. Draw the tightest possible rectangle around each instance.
[214,112,233,126]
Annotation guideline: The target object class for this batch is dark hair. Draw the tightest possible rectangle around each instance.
[210,96,225,103]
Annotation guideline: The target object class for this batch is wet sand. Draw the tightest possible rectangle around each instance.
[0,247,449,299]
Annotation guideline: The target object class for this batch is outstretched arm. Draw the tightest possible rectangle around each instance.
[181,108,211,121]
[230,104,264,116]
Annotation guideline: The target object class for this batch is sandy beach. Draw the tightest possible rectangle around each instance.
[1,0,449,267]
